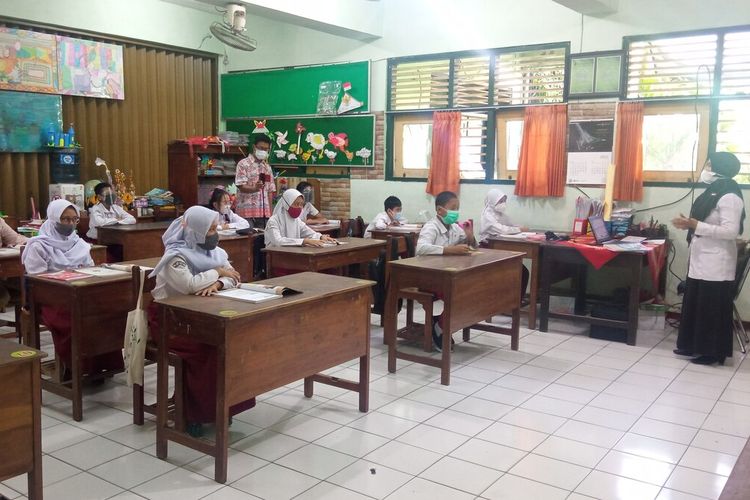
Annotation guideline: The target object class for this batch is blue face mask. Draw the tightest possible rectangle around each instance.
[393,211,404,221]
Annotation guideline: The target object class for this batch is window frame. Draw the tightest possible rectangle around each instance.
[640,101,711,182]
[386,41,569,182]
[495,109,526,180]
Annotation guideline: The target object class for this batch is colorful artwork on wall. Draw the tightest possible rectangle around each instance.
[57,36,124,100]
[0,91,62,152]
[0,28,58,93]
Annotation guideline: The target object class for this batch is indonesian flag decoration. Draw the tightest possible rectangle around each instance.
[338,81,363,114]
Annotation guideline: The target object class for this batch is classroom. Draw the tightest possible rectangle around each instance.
[1,0,750,498]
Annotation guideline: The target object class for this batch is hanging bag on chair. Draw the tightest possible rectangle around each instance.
[123,267,149,387]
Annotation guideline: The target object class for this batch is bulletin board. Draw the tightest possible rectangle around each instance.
[0,91,62,152]
[226,114,375,168]
[221,61,369,119]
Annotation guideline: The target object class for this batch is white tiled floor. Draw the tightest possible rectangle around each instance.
[4,315,750,500]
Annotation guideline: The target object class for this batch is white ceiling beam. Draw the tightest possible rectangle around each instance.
[551,0,619,16]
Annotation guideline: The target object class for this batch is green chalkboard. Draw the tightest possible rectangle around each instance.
[226,114,375,168]
[221,61,369,119]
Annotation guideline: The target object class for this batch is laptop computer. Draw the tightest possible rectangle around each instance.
[587,215,618,245]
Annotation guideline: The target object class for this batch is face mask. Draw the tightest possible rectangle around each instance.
[198,232,219,251]
[699,170,720,184]
[254,150,268,161]
[55,223,75,237]
[302,189,313,203]
[440,209,459,225]
[102,193,114,207]
[288,206,302,219]
[393,211,404,221]
[219,205,230,215]
[494,202,507,214]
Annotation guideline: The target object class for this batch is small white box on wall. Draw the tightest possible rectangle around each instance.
[49,184,85,211]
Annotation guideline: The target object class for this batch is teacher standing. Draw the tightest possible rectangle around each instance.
[235,134,276,228]
[672,152,746,366]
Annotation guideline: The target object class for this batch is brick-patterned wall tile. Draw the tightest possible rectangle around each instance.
[351,111,385,181]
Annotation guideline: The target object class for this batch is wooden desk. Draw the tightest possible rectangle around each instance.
[370,225,422,257]
[155,272,374,483]
[485,237,542,328]
[263,237,385,277]
[538,243,665,346]
[218,233,259,282]
[0,340,45,500]
[0,245,107,279]
[384,249,525,385]
[307,221,341,237]
[26,258,160,421]
[96,221,172,261]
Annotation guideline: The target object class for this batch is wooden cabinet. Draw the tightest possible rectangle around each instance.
[0,340,45,499]
[167,141,247,208]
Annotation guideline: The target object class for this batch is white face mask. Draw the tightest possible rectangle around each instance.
[494,202,507,214]
[699,170,720,184]
[254,149,268,161]
[219,205,230,215]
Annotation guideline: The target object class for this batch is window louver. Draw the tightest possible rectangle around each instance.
[453,56,491,107]
[720,31,750,96]
[390,59,450,110]
[494,48,566,105]
[459,112,488,178]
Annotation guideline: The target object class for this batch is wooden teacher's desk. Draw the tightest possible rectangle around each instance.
[25,258,160,421]
[155,272,374,483]
[384,249,525,385]
[263,237,385,277]
[0,340,45,500]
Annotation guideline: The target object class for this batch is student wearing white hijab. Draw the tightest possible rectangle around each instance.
[23,199,93,274]
[478,189,530,303]
[22,200,122,377]
[265,188,336,247]
[149,206,254,437]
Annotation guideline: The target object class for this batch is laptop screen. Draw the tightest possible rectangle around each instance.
[588,215,610,244]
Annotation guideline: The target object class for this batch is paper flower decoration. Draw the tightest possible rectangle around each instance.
[327,132,349,152]
[301,150,312,163]
[356,147,372,165]
[274,150,287,159]
[344,150,354,162]
[275,131,289,148]
[288,153,298,161]
[306,132,327,151]
[252,119,269,134]
[295,122,306,134]
[324,150,337,164]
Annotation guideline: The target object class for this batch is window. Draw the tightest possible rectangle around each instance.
[495,110,525,179]
[494,47,567,105]
[453,56,491,107]
[389,59,450,111]
[716,99,750,184]
[393,113,489,179]
[641,102,709,181]
[721,31,750,96]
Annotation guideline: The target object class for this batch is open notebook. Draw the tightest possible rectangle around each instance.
[215,283,301,303]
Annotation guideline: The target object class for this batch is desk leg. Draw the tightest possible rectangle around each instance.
[539,252,552,332]
[28,360,43,500]
[71,295,83,422]
[528,249,539,329]
[265,253,274,278]
[574,265,588,316]
[511,307,520,351]
[385,276,398,374]
[359,352,370,412]
[303,377,314,398]
[156,307,169,460]
[440,302,452,386]
[627,257,642,346]
[214,344,228,484]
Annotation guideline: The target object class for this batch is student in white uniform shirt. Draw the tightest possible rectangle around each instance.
[364,196,404,238]
[416,191,476,256]
[207,188,250,230]
[416,191,477,351]
[672,152,746,366]
[265,189,336,248]
[86,182,136,240]
[148,206,254,437]
[296,181,328,224]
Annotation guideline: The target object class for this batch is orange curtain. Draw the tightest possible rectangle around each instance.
[426,111,462,196]
[514,104,568,197]
[613,101,645,202]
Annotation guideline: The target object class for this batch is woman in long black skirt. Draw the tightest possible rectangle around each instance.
[672,152,746,365]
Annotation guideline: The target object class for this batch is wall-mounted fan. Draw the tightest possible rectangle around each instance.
[209,3,257,51]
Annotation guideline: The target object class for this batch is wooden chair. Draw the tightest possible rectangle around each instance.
[130,266,185,430]
[398,288,436,352]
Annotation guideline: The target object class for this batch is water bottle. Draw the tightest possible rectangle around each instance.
[67,123,75,147]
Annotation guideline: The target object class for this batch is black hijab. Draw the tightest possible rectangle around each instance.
[688,152,745,243]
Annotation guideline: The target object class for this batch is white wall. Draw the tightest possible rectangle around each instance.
[0,0,225,54]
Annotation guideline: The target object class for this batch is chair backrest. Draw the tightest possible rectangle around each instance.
[131,266,157,309]
[735,240,750,299]
[349,216,366,238]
